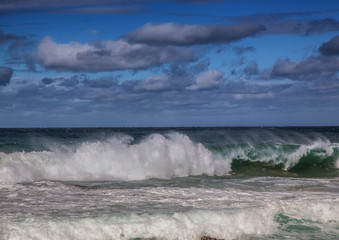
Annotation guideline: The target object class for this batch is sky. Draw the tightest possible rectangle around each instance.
[0,0,339,127]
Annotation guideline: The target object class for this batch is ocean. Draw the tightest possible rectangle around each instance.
[0,127,338,240]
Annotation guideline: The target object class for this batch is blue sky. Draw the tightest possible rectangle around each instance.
[0,0,338,127]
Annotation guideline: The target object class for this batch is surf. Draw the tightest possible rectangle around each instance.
[0,130,338,184]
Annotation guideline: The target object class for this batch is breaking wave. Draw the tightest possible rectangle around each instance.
[0,132,229,183]
[0,132,338,183]
[2,200,338,240]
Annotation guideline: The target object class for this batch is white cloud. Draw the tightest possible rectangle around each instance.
[186,70,224,91]
[37,36,194,72]
[136,75,170,91]
[124,22,265,46]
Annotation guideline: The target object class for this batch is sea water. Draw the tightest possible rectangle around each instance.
[0,127,338,239]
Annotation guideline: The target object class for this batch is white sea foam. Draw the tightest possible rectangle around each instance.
[0,132,230,183]
[282,199,339,224]
[3,199,338,240]
[1,208,277,240]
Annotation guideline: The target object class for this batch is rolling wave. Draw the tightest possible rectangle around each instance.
[0,132,338,183]
[0,132,229,183]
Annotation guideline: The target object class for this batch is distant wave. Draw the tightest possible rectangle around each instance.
[0,132,338,183]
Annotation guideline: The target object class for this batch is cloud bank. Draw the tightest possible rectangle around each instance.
[37,36,194,72]
[264,56,339,81]
[124,22,266,46]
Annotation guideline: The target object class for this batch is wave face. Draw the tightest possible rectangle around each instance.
[222,139,339,177]
[0,127,338,183]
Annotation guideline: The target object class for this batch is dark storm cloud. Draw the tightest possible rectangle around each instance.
[37,36,194,72]
[264,56,339,81]
[124,23,266,46]
[319,35,339,56]
[0,66,13,86]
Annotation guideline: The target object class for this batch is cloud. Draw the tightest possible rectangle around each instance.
[225,11,339,35]
[0,0,150,14]
[0,29,25,44]
[192,59,210,73]
[225,11,318,23]
[135,75,171,91]
[59,77,80,87]
[54,6,145,14]
[233,46,255,55]
[186,70,224,90]
[309,77,339,94]
[124,22,266,46]
[0,0,229,14]
[0,0,233,14]
[0,29,35,70]
[244,62,259,75]
[4,67,335,127]
[41,77,55,85]
[261,18,339,35]
[84,77,118,88]
[37,36,194,72]
[304,18,339,35]
[0,66,13,86]
[319,35,339,56]
[264,56,339,81]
